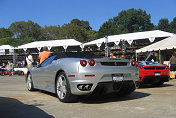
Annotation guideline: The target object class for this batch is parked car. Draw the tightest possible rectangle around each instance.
[26,52,139,103]
[0,69,18,75]
[138,61,170,87]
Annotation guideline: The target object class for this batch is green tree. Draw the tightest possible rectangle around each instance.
[71,19,92,31]
[158,18,170,31]
[0,37,23,47]
[98,8,154,38]
[169,17,176,33]
[40,25,61,40]
[60,23,87,42]
[0,28,13,38]
[9,20,41,41]
[85,30,98,42]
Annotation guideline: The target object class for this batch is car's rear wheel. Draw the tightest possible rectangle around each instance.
[26,73,35,91]
[56,72,77,103]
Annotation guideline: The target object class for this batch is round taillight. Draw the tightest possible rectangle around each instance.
[165,66,169,69]
[131,60,136,66]
[80,60,87,67]
[89,59,95,66]
[139,66,143,69]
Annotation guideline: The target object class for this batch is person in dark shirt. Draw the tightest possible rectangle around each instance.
[168,53,176,71]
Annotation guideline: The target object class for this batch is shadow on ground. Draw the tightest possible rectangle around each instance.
[0,97,55,118]
[78,91,151,104]
[36,89,151,104]
[139,83,173,89]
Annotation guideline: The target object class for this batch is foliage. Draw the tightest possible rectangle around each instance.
[0,37,22,47]
[169,17,176,34]
[158,18,170,32]
[40,25,61,40]
[0,28,13,39]
[85,30,98,42]
[9,20,42,41]
[59,23,87,42]
[71,19,92,31]
[98,8,154,38]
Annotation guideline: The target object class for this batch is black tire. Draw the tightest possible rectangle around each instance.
[152,81,164,87]
[136,82,142,89]
[55,72,78,103]
[115,81,136,96]
[26,73,35,91]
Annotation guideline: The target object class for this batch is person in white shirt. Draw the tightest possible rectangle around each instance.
[26,50,34,69]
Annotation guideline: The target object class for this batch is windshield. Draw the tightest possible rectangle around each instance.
[145,61,158,65]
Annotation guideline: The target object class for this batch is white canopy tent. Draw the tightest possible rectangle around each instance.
[0,45,15,55]
[136,35,176,53]
[84,30,174,48]
[17,39,82,51]
[0,45,15,49]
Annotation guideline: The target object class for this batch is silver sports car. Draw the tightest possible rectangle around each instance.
[26,52,139,102]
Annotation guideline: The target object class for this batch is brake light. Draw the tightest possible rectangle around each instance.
[165,66,169,69]
[89,59,95,66]
[131,60,139,66]
[80,60,87,67]
[85,75,95,77]
[139,66,143,69]
[131,60,136,66]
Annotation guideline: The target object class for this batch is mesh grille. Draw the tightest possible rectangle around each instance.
[101,62,128,66]
[144,66,165,70]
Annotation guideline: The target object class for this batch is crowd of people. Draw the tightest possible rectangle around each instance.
[25,46,51,69]
[1,47,176,77]
[0,46,51,76]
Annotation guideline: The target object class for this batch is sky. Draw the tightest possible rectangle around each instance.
[0,0,176,31]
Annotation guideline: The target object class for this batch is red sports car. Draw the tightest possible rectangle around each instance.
[137,61,170,87]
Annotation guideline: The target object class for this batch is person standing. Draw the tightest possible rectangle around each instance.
[26,50,34,69]
[168,53,176,79]
[39,46,51,64]
[7,61,13,76]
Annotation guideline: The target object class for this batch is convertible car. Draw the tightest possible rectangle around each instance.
[26,52,139,102]
[138,61,170,87]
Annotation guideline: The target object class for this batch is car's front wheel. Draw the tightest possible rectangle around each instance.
[26,73,35,91]
[56,72,77,103]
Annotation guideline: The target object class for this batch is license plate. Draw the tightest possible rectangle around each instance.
[155,72,160,76]
[113,74,124,82]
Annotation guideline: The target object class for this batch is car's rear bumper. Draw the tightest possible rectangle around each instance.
[139,75,169,84]
[67,70,139,95]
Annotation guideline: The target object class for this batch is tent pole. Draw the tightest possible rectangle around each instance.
[159,50,161,63]
[135,52,138,61]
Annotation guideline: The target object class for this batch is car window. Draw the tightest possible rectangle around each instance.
[40,55,56,67]
[145,61,158,65]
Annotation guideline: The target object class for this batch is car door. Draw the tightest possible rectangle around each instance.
[32,55,56,89]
